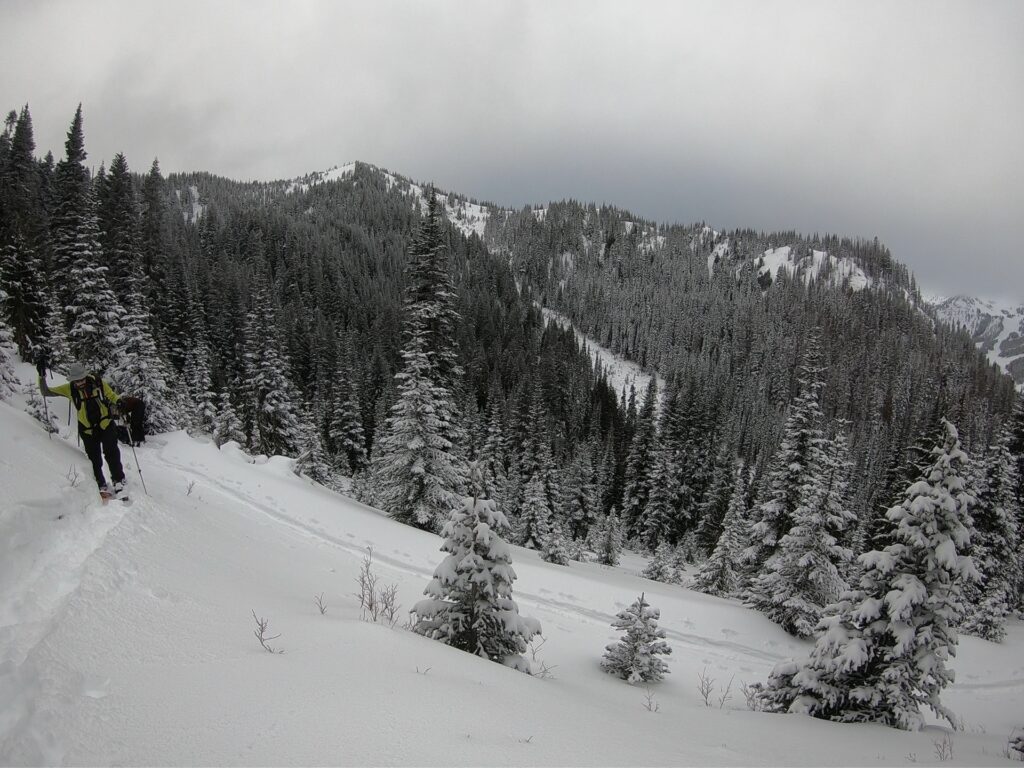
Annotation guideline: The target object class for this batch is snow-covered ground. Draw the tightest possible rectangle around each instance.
[1,363,1022,766]
[748,246,870,292]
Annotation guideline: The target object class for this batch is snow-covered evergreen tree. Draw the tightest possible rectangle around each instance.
[328,377,367,476]
[691,462,750,597]
[517,471,553,549]
[0,107,48,359]
[241,280,303,457]
[368,192,467,529]
[601,592,672,684]
[640,445,678,551]
[745,426,856,637]
[742,335,828,578]
[180,300,216,434]
[369,324,465,531]
[294,420,336,487]
[477,401,508,503]
[112,271,178,433]
[412,463,542,672]
[0,287,17,400]
[756,419,978,731]
[560,441,598,541]
[1010,729,1024,760]
[212,390,245,448]
[51,107,124,372]
[620,380,658,538]
[962,425,1020,642]
[642,540,680,584]
[592,509,624,566]
[541,517,570,565]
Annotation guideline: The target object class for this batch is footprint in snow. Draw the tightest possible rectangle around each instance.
[721,628,738,637]
[81,677,110,699]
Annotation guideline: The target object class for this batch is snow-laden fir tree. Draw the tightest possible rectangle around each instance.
[477,400,508,503]
[1009,397,1024,612]
[0,107,48,359]
[592,509,624,566]
[212,390,245,448]
[541,517,570,565]
[1011,729,1024,760]
[112,269,178,433]
[742,334,828,580]
[50,107,125,372]
[642,540,680,584]
[755,419,978,731]
[620,380,659,538]
[745,426,856,638]
[412,463,542,672]
[293,417,336,487]
[328,374,366,476]
[0,294,17,400]
[559,441,599,541]
[183,338,216,433]
[517,470,553,549]
[369,322,465,530]
[601,592,672,684]
[692,460,749,597]
[368,191,467,529]
[961,425,1020,642]
[181,300,217,434]
[241,280,303,457]
[693,446,737,556]
[640,445,679,551]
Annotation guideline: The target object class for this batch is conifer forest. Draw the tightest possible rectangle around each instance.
[1,105,1023,735]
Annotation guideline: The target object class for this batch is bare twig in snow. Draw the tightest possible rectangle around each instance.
[932,734,954,762]
[252,609,284,654]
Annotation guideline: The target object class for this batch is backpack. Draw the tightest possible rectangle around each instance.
[69,374,112,431]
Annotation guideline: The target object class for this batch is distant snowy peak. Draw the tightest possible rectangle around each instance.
[287,162,489,239]
[931,295,1024,389]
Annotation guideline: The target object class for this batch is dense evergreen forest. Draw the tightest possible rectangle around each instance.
[1,105,1021,642]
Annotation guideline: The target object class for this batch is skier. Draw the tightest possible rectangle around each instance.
[37,360,128,499]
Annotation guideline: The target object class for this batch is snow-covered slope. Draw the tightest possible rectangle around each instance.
[287,163,490,239]
[931,295,1024,389]
[723,245,872,292]
[2,367,1022,765]
[542,307,667,411]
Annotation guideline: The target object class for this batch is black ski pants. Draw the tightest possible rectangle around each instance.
[81,423,125,489]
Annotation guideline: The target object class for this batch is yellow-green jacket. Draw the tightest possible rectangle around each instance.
[39,375,121,434]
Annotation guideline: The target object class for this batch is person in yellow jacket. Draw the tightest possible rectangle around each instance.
[38,361,126,495]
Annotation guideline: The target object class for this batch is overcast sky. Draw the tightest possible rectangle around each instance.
[2,0,1021,301]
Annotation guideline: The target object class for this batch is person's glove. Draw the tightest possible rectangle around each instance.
[35,353,49,377]
[109,404,121,418]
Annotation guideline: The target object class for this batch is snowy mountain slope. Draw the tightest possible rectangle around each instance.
[721,244,873,292]
[287,163,490,239]
[2,372,1022,765]
[541,307,667,410]
[931,295,1024,389]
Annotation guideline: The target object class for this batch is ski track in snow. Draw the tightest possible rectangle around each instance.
[3,374,1023,765]
[154,442,782,669]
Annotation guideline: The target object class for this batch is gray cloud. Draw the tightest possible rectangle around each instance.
[2,0,1021,301]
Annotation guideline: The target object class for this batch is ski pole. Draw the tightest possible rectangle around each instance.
[40,383,52,440]
[125,418,149,495]
[35,359,53,439]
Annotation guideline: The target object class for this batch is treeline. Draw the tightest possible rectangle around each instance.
[1,105,1021,643]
